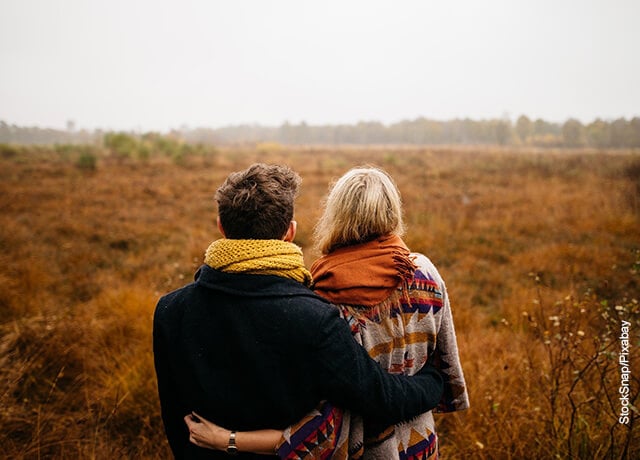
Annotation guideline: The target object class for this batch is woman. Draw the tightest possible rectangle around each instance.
[185,166,469,458]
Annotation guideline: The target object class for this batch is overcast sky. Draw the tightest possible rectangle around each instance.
[1,0,638,132]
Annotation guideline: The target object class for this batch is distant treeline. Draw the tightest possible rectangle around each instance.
[2,116,640,148]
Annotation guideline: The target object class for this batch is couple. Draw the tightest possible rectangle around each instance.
[153,163,468,459]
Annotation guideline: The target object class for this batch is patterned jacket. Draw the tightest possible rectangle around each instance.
[277,254,469,460]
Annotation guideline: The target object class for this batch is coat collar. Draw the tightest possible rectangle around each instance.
[194,264,328,302]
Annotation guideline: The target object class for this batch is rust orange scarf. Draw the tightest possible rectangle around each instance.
[310,234,417,306]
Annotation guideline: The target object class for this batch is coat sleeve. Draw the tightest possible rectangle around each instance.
[153,300,189,459]
[310,306,444,426]
[432,278,470,413]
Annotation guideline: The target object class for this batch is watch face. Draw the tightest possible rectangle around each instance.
[226,445,238,455]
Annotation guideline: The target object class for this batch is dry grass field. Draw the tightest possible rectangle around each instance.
[1,145,638,459]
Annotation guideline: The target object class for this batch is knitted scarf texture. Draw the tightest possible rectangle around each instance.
[204,239,313,287]
[310,234,417,307]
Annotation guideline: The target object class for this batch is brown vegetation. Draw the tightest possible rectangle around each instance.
[1,145,638,459]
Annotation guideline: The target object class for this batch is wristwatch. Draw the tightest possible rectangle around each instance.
[226,430,238,455]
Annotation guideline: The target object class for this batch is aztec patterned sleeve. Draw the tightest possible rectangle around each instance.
[275,401,353,460]
[415,253,470,413]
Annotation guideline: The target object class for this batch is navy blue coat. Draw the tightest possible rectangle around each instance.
[153,264,443,459]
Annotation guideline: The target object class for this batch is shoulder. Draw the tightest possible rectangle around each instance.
[154,282,197,323]
[277,291,339,325]
[411,253,445,285]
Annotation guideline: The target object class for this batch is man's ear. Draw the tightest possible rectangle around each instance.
[283,220,297,242]
[216,216,226,238]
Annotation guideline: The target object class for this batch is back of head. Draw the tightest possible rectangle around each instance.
[314,166,405,254]
[215,163,301,239]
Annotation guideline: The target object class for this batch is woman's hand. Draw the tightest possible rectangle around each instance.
[184,412,284,455]
[184,412,230,451]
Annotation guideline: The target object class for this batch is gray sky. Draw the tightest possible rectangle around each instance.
[1,0,638,132]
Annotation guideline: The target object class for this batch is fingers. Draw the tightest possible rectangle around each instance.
[188,424,203,445]
[184,414,196,430]
[184,412,204,447]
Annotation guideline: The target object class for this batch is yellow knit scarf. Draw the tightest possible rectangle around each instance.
[204,239,313,287]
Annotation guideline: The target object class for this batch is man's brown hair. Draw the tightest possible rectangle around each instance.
[215,163,301,239]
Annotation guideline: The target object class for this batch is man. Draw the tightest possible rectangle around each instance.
[153,163,443,459]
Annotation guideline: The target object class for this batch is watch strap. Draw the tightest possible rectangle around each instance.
[226,430,238,455]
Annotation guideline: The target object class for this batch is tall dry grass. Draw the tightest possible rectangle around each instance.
[0,146,638,459]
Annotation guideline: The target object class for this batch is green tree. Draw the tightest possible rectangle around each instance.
[562,119,585,147]
[630,117,640,147]
[515,115,532,143]
[76,151,97,171]
[494,120,513,145]
[586,119,610,148]
[609,118,632,148]
[104,132,137,161]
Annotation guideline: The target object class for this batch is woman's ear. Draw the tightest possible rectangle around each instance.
[283,220,297,242]
[216,216,226,238]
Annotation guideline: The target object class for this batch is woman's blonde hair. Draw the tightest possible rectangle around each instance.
[314,166,405,254]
